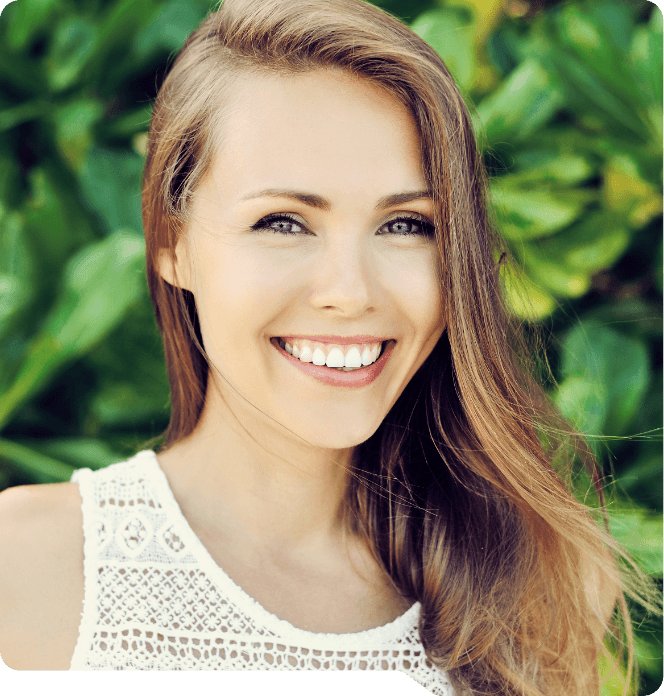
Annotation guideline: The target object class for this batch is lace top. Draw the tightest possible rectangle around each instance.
[68,450,455,692]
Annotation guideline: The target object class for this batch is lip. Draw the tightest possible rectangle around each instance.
[271,338,396,388]
[275,335,391,346]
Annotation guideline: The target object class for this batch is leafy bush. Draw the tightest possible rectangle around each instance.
[0,0,660,690]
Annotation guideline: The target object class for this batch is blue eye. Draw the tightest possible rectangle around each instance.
[379,215,434,237]
[252,214,307,235]
[252,213,435,238]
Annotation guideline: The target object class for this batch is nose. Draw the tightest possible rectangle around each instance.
[306,235,378,317]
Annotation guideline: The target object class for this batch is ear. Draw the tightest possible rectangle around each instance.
[155,239,192,291]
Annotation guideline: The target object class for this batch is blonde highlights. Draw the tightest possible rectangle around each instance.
[141,1,657,693]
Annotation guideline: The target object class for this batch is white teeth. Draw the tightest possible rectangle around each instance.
[344,346,362,368]
[325,347,345,368]
[312,347,327,366]
[277,338,387,369]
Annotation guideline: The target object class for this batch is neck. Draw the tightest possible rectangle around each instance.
[156,379,357,555]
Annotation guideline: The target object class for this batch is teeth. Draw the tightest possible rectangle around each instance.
[344,346,362,368]
[277,338,386,370]
[312,347,327,366]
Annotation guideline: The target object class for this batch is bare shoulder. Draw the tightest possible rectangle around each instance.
[0,482,84,670]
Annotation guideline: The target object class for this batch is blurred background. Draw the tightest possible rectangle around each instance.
[0,0,660,691]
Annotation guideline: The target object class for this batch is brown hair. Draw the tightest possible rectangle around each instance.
[141,0,657,693]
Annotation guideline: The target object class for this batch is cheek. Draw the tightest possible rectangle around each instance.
[385,249,444,332]
[192,243,298,350]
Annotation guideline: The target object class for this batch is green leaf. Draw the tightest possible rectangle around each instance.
[85,296,169,428]
[558,322,650,436]
[3,0,60,51]
[655,237,663,295]
[491,178,589,241]
[101,105,153,141]
[630,22,663,110]
[46,16,98,92]
[537,33,649,141]
[25,438,125,471]
[78,146,145,235]
[53,99,105,171]
[609,507,663,577]
[80,0,164,93]
[617,448,663,511]
[520,244,591,298]
[0,231,146,431]
[553,2,642,109]
[0,42,46,97]
[500,262,556,321]
[0,135,26,209]
[603,154,662,229]
[44,230,145,357]
[0,437,75,483]
[132,0,205,61]
[0,211,32,339]
[598,649,628,696]
[536,211,630,274]
[92,382,169,426]
[509,151,594,187]
[581,298,662,341]
[0,99,50,133]
[476,58,565,144]
[22,165,96,294]
[555,373,607,438]
[632,628,663,681]
[411,7,476,92]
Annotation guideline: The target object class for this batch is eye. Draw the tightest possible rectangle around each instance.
[251,212,435,238]
[378,214,435,238]
[251,213,309,235]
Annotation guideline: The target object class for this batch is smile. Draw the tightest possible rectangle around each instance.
[270,337,396,388]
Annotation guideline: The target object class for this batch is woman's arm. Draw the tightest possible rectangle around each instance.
[0,483,84,670]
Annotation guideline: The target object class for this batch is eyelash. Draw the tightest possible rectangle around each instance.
[251,213,435,238]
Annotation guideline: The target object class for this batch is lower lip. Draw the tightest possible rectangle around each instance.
[271,339,396,388]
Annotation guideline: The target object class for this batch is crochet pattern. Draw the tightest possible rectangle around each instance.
[69,451,455,693]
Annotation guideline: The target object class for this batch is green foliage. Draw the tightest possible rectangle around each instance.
[556,322,650,439]
[411,5,476,92]
[0,0,660,690]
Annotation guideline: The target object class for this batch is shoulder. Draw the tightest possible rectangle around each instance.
[0,482,83,562]
[0,482,84,670]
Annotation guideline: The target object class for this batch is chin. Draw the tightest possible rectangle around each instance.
[298,415,384,451]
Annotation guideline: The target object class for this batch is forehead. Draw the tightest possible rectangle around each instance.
[208,69,425,201]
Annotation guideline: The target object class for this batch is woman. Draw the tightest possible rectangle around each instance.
[0,0,654,692]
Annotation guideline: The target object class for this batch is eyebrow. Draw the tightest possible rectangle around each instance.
[241,188,432,211]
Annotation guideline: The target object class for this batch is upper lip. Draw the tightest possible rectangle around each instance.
[274,335,394,345]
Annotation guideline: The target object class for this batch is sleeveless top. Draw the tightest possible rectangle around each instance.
[68,450,456,693]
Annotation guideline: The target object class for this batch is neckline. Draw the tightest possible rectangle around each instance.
[135,450,422,648]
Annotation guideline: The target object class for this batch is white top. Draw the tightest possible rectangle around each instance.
[68,450,455,692]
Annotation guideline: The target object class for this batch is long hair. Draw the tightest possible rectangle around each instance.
[141,1,656,693]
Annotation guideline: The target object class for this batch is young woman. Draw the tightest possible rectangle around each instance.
[0,0,655,692]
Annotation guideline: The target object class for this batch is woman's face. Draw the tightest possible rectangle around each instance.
[166,69,445,449]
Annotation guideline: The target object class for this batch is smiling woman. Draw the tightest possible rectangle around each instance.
[0,0,657,693]
[156,68,445,450]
